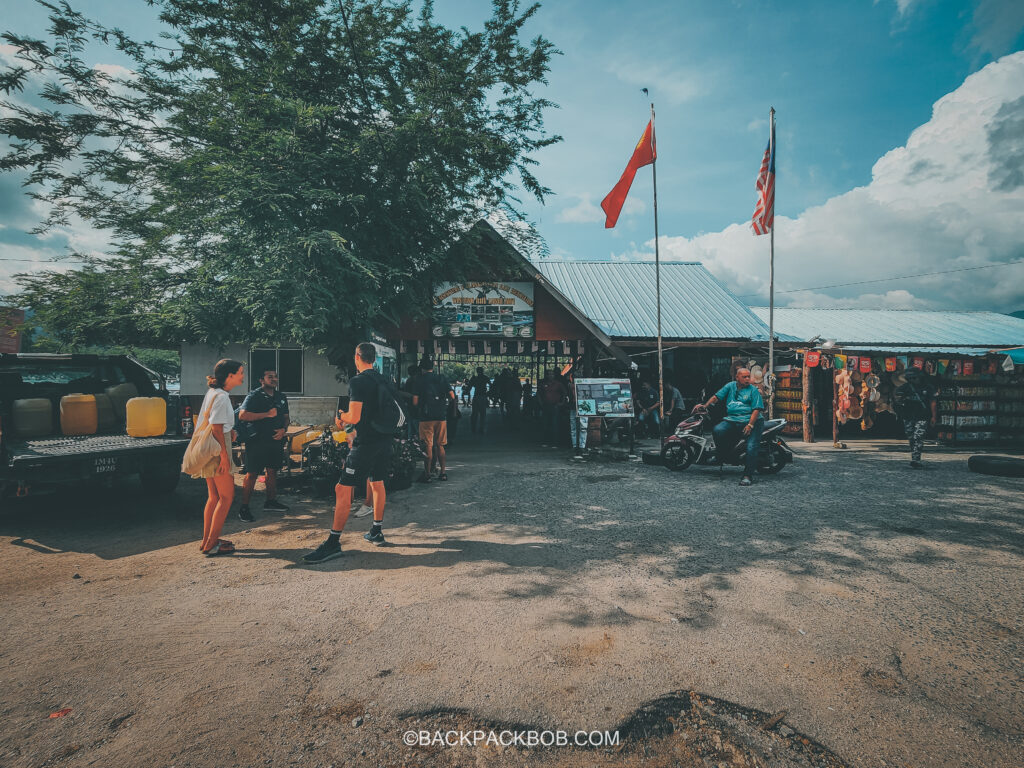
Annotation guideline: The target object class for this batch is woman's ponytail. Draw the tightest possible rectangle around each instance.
[208,358,243,389]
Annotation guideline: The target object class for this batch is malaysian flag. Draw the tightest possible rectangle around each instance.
[751,121,775,235]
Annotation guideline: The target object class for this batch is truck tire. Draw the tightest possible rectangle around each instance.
[967,455,1024,478]
[140,462,182,495]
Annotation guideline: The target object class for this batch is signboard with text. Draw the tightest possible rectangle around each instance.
[574,378,634,419]
[432,282,534,339]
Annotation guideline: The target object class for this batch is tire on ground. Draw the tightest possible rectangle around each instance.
[967,454,1024,478]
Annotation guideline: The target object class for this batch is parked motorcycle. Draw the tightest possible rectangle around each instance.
[301,428,426,496]
[660,406,793,473]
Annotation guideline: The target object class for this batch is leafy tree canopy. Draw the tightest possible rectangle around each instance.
[1,0,559,353]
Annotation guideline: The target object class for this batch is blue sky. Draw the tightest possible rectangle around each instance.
[2,0,1023,311]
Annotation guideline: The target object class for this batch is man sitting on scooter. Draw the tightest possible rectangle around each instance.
[698,367,764,487]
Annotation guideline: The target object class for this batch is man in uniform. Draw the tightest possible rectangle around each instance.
[237,369,290,521]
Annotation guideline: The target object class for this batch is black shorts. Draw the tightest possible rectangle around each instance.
[338,437,391,487]
[243,439,285,475]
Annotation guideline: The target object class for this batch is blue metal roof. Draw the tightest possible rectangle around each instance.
[749,308,1024,348]
[535,261,771,341]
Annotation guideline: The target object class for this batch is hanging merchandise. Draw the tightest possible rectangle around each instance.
[1004,355,1016,372]
[885,358,897,372]
[805,351,821,367]
[938,359,949,374]
[963,360,974,375]
[834,354,847,370]
[986,359,998,374]
[912,357,924,369]
[847,355,859,371]
[859,357,873,373]
[865,373,881,388]
[952,360,962,375]
[896,355,909,371]
[820,354,833,370]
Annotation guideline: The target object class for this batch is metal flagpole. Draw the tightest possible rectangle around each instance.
[650,100,665,447]
[767,106,776,419]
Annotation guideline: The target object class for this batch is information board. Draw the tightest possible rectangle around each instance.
[574,378,634,419]
[432,282,534,338]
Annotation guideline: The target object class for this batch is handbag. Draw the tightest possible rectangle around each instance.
[181,398,223,476]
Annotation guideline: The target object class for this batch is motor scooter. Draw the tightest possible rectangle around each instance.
[660,406,793,474]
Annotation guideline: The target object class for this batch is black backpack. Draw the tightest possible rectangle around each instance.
[366,370,406,435]
[419,373,449,421]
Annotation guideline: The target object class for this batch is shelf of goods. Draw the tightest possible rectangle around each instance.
[937,376,1024,445]
[774,373,803,435]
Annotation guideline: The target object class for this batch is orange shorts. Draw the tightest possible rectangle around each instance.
[419,420,447,453]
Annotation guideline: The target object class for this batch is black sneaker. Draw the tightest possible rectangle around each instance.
[739,475,753,487]
[364,527,386,546]
[302,538,343,563]
[237,505,254,522]
[264,498,289,512]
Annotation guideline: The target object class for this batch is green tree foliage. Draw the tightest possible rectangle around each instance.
[1,0,559,352]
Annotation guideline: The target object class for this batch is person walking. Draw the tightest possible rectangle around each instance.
[894,368,938,468]
[412,357,455,482]
[538,370,567,447]
[468,367,489,434]
[399,364,420,440]
[194,359,245,556]
[699,367,764,486]
[236,368,290,521]
[303,343,394,563]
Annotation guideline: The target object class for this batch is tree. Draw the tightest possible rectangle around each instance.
[1,0,559,353]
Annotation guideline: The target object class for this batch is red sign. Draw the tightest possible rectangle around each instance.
[912,357,924,369]
[0,308,25,353]
[963,360,974,375]
[859,357,873,373]
[805,351,820,367]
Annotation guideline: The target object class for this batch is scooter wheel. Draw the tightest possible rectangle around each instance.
[661,443,695,471]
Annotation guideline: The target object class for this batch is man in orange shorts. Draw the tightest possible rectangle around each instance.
[412,357,455,483]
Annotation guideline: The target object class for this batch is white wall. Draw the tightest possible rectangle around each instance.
[180,343,349,398]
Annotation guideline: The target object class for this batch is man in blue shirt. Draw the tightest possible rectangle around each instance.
[700,367,764,486]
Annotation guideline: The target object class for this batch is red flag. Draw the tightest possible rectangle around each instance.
[601,121,656,228]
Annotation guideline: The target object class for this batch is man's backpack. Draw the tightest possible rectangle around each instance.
[419,374,449,421]
[368,370,406,435]
[233,406,256,443]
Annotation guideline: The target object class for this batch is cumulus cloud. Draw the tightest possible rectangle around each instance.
[557,197,604,224]
[619,51,1024,313]
[969,0,1024,58]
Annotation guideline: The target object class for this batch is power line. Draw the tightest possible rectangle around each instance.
[0,258,87,263]
[737,258,1024,298]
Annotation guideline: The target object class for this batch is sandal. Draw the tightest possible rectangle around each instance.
[203,540,235,556]
[439,472,448,481]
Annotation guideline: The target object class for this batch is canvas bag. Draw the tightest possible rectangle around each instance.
[181,396,222,476]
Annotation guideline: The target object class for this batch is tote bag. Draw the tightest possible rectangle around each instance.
[181,396,223,476]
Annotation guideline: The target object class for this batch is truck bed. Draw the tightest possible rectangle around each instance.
[7,433,189,469]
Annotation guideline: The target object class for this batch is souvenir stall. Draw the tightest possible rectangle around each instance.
[797,348,1024,447]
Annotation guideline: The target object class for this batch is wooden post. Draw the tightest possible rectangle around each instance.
[802,362,815,443]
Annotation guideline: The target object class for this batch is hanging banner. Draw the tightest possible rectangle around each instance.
[805,351,820,367]
[859,357,873,373]
[432,282,534,338]
[896,355,908,370]
[834,354,847,370]
[938,359,949,374]
[911,356,924,370]
[885,358,897,372]
[963,359,974,375]
[847,355,858,372]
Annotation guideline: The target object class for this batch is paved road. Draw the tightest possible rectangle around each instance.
[0,432,1021,767]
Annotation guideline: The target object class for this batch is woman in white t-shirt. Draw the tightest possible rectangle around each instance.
[197,359,245,556]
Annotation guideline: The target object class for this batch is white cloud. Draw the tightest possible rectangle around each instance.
[616,52,1024,312]
[557,197,604,224]
[0,243,79,295]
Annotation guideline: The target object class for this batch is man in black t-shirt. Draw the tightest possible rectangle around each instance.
[894,368,938,468]
[412,357,455,482]
[304,343,392,563]
[237,369,290,521]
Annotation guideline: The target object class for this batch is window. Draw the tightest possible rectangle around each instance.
[249,348,303,394]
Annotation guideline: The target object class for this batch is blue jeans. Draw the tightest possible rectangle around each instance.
[569,410,588,451]
[640,409,660,436]
[713,419,763,476]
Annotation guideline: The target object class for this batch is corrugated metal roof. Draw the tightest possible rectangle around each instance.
[535,262,771,340]
[749,308,1024,348]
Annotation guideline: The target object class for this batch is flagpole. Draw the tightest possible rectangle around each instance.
[767,106,776,419]
[650,100,665,446]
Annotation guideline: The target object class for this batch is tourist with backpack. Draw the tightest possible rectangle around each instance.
[303,343,406,563]
[893,367,938,469]
[412,357,455,482]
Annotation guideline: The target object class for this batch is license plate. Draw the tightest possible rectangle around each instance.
[94,457,118,474]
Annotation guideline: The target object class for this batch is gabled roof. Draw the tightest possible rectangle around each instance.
[750,307,1024,349]
[534,261,771,341]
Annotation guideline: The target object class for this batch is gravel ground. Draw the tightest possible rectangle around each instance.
[0,428,1021,768]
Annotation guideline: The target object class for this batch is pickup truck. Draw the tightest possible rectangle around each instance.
[0,354,191,500]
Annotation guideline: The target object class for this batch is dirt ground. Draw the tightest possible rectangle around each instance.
[1,431,1022,768]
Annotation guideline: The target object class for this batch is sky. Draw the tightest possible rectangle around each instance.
[1,0,1023,313]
